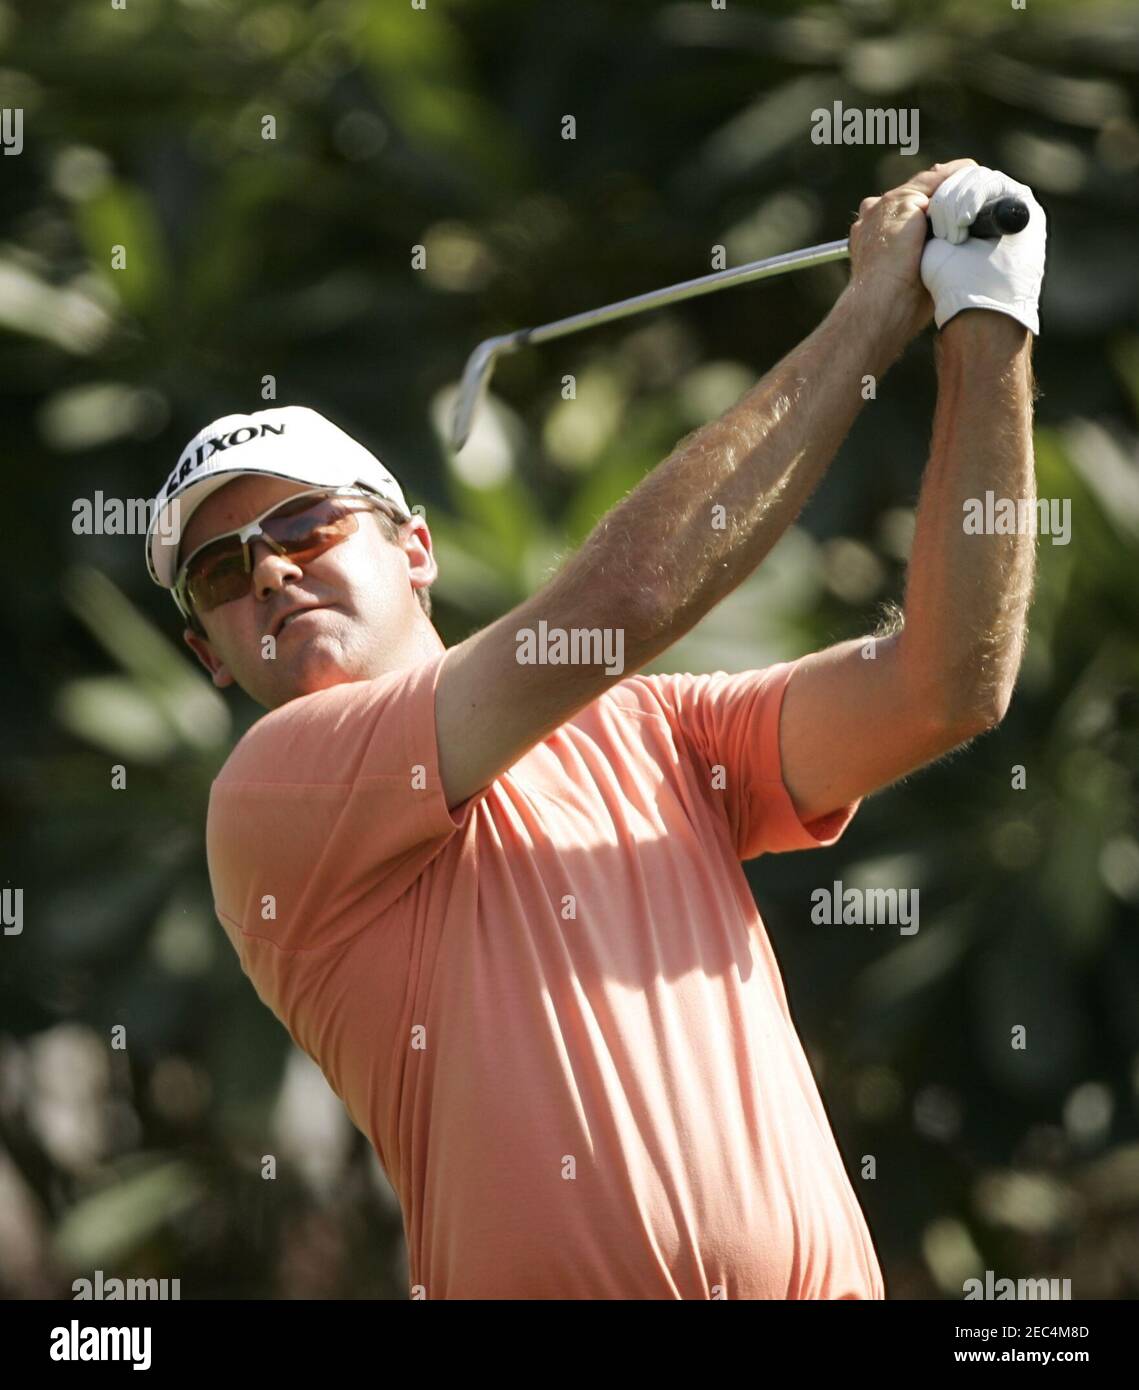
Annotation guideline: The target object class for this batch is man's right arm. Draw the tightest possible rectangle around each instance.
[434,161,972,809]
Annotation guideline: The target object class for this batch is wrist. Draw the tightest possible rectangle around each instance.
[830,285,916,374]
[939,308,1031,357]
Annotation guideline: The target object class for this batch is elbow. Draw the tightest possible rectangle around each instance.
[973,662,1021,732]
[616,574,677,658]
[969,696,1011,737]
[571,533,672,649]
[987,682,1015,728]
[937,682,1013,744]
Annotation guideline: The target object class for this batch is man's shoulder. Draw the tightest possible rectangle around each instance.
[213,655,443,788]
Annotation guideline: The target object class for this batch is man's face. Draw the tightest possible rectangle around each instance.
[177,474,439,709]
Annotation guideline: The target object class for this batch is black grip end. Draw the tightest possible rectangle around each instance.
[970,196,1030,238]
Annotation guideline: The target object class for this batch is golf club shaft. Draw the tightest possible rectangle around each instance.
[496,194,1027,356]
[450,195,1029,450]
[448,240,850,450]
[513,239,851,354]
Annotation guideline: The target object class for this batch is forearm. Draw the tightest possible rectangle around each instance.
[899,310,1037,728]
[555,288,907,662]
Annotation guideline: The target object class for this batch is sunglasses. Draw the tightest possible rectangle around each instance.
[173,486,403,625]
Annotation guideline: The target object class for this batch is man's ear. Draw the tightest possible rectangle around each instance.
[183,627,235,689]
[403,515,439,589]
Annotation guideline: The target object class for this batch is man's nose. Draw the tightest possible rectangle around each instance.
[249,537,303,599]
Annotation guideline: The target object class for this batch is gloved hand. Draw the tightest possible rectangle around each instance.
[920,166,1047,336]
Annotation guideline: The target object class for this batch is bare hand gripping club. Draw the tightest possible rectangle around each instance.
[449,195,1030,452]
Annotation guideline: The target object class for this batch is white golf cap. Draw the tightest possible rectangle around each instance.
[145,404,411,591]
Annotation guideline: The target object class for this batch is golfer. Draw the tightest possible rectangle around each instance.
[144,159,1045,1299]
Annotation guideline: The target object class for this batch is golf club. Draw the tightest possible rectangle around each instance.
[449,194,1029,452]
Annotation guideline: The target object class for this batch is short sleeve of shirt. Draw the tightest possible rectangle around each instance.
[206,649,484,952]
[632,659,862,861]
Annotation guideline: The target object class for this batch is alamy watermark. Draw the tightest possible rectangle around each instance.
[963,493,1071,545]
[2,888,22,936]
[50,1322,151,1370]
[962,1270,1072,1300]
[811,879,919,935]
[73,1270,180,1300]
[516,621,625,676]
[73,493,179,542]
[811,101,919,156]
[1,108,23,156]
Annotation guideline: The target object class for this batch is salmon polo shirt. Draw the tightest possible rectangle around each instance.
[206,648,885,1300]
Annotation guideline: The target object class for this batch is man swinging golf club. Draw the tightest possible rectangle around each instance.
[144,159,1046,1299]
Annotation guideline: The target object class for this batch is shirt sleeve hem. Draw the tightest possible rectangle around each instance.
[412,648,493,838]
[757,658,862,850]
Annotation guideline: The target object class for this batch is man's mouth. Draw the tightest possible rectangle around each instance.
[273,604,328,637]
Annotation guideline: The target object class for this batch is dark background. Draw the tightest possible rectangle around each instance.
[2,0,1138,1299]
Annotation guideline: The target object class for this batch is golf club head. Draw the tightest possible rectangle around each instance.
[449,335,511,452]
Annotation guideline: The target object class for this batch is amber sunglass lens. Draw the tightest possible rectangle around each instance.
[188,547,250,611]
[265,497,360,562]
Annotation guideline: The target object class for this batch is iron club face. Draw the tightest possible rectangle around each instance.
[449,335,515,461]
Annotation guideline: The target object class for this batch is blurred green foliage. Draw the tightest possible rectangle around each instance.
[2,0,1138,1299]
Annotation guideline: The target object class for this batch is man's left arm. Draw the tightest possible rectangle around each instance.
[778,310,1037,825]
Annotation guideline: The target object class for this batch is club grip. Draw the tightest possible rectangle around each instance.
[925,195,1030,241]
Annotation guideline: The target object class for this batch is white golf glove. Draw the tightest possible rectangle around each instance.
[920,166,1047,336]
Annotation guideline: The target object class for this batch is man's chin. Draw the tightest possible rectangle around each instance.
[252,651,357,709]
